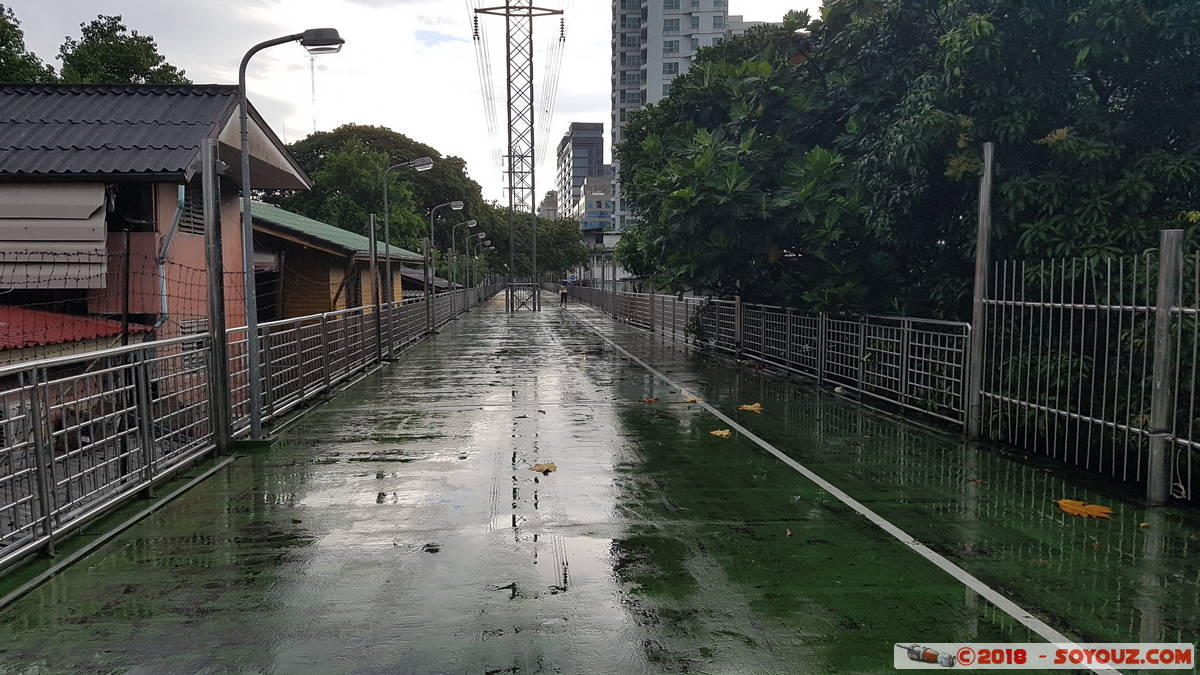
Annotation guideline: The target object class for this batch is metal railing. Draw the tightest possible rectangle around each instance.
[0,284,503,571]
[567,286,971,427]
[978,249,1199,502]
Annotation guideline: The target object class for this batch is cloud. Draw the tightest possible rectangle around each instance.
[415,30,466,47]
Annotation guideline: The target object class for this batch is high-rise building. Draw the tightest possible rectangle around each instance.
[537,191,559,220]
[612,0,730,230]
[555,122,606,219]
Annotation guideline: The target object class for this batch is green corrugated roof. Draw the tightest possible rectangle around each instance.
[247,200,423,262]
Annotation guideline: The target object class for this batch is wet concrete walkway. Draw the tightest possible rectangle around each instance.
[2,295,1199,673]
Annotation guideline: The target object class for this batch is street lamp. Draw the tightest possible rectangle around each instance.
[380,156,434,354]
[239,27,344,439]
[449,219,478,318]
[427,201,464,331]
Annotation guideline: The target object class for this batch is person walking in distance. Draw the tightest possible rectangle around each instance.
[559,282,569,307]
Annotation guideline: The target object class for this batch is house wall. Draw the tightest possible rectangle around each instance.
[86,181,246,338]
[281,246,337,318]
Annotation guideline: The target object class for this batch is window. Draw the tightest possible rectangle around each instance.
[663,40,679,54]
[179,180,206,236]
[663,62,679,75]
[663,82,673,95]
[691,15,700,30]
[664,0,679,8]
[620,33,639,48]
[663,18,680,34]
[691,37,700,51]
[714,0,725,7]
[713,15,725,29]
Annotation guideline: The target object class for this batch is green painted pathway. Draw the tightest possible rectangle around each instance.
[1,296,1198,673]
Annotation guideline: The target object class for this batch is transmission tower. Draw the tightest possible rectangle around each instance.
[475,2,563,312]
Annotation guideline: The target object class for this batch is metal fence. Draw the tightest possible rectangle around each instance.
[567,286,971,427]
[0,285,502,571]
[978,247,1199,502]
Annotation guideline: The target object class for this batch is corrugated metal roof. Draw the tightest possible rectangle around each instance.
[0,84,290,182]
[0,305,152,350]
[249,200,424,263]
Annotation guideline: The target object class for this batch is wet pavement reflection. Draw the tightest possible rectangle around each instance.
[0,295,1197,673]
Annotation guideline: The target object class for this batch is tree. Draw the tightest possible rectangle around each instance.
[617,0,1200,318]
[272,124,588,278]
[0,4,54,82]
[58,15,188,84]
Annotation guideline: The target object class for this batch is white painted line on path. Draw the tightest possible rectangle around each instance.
[568,310,1115,675]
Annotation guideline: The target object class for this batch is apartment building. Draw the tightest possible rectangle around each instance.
[611,0,730,230]
[554,122,606,219]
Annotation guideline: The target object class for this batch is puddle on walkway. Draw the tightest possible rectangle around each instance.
[0,298,1196,673]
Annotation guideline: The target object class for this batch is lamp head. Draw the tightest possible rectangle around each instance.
[301,28,345,55]
[450,201,465,211]
[466,220,478,228]
[410,156,434,172]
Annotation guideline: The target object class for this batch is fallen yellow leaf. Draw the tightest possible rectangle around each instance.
[639,397,660,404]
[1054,499,1113,519]
[683,397,701,404]
[1139,522,1150,529]
[710,429,733,439]
[737,403,763,413]
[529,463,557,475]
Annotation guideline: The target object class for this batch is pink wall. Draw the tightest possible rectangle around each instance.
[87,182,247,336]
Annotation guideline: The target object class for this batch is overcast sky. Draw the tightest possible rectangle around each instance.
[9,0,819,203]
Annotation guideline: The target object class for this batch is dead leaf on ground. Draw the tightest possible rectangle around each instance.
[639,397,660,404]
[710,429,733,439]
[291,519,303,524]
[785,528,792,537]
[529,463,557,475]
[967,478,987,484]
[737,403,764,413]
[1054,499,1113,520]
[1139,522,1150,529]
[683,397,701,404]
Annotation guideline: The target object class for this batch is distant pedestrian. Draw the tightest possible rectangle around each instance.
[559,283,569,307]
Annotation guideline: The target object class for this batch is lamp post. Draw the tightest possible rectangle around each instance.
[381,157,434,299]
[426,201,464,331]
[449,219,478,318]
[239,27,344,439]
[467,235,491,310]
[381,157,433,354]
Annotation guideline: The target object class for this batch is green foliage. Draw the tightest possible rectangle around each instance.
[0,5,54,82]
[617,0,1200,319]
[58,15,188,84]
[268,124,586,277]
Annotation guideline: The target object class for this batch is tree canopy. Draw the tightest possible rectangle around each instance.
[266,124,587,279]
[617,0,1200,318]
[0,4,54,82]
[58,14,189,84]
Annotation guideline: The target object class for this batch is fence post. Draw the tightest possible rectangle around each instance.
[22,370,55,556]
[320,314,332,394]
[966,142,995,440]
[899,319,912,407]
[648,283,656,333]
[735,295,744,354]
[1148,229,1184,505]
[199,138,231,455]
[857,318,868,390]
[785,308,794,368]
[261,325,274,420]
[133,350,157,494]
[817,314,827,385]
[368,214,384,364]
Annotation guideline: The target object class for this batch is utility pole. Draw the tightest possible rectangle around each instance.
[475,2,562,312]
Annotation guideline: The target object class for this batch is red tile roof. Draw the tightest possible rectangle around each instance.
[0,306,153,351]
